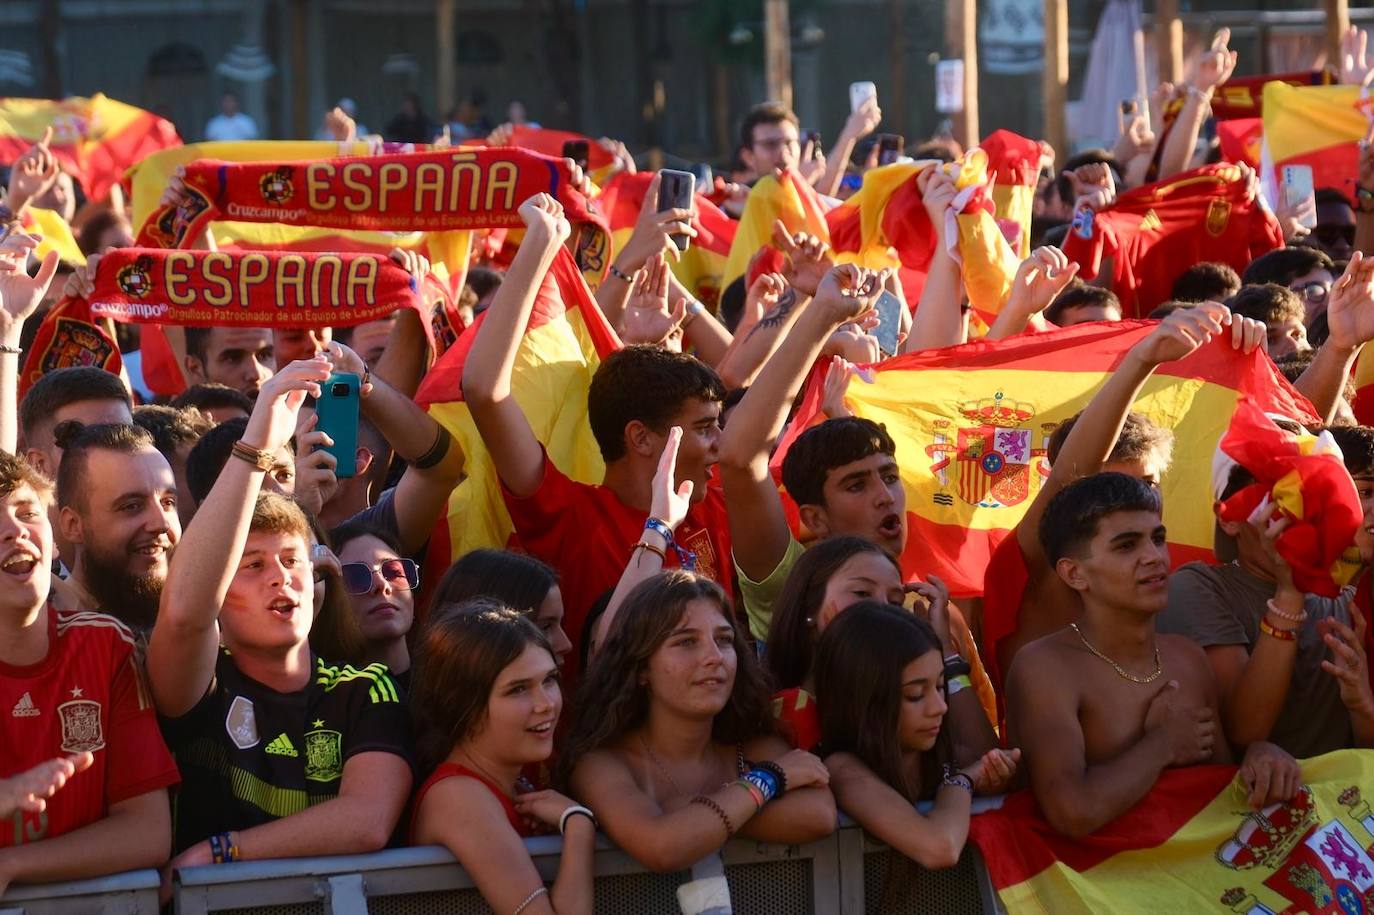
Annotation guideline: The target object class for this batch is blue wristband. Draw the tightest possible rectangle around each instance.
[644,516,675,544]
[644,517,699,571]
[742,768,778,804]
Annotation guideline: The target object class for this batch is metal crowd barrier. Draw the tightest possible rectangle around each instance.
[0,817,1001,914]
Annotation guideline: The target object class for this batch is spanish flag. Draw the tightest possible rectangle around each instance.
[0,94,180,201]
[825,152,1020,323]
[1217,118,1263,170]
[1260,82,1364,205]
[969,750,1374,915]
[599,171,736,309]
[415,247,619,570]
[20,207,85,266]
[721,170,830,291]
[771,321,1317,597]
[979,130,1043,258]
[20,296,121,398]
[505,126,618,184]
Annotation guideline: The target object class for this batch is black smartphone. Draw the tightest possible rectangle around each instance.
[656,168,696,252]
[562,139,590,171]
[689,162,714,188]
[802,128,822,158]
[877,134,904,166]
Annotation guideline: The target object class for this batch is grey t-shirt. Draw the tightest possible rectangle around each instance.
[1158,561,1353,759]
[335,487,401,540]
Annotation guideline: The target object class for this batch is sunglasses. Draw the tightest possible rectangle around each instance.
[340,558,419,596]
[1290,280,1331,305]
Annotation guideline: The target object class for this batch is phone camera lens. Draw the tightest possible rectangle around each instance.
[331,383,349,396]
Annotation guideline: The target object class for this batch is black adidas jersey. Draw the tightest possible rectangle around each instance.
[162,649,412,853]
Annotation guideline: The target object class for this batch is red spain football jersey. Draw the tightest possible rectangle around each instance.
[1063,163,1283,317]
[0,608,179,848]
[502,449,733,682]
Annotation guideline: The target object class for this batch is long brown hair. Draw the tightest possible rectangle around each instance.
[410,597,555,774]
[303,510,368,666]
[559,571,773,784]
[814,601,951,801]
[765,536,901,690]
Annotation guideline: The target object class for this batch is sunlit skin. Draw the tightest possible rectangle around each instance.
[529,585,573,666]
[187,328,275,397]
[338,535,414,646]
[0,484,53,624]
[459,643,563,767]
[63,447,179,588]
[220,530,314,655]
[802,453,906,557]
[1265,315,1310,360]
[896,650,949,754]
[1052,304,1122,327]
[642,598,738,720]
[815,552,905,632]
[30,398,132,477]
[741,121,800,180]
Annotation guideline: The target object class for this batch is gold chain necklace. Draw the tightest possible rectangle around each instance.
[1069,623,1164,684]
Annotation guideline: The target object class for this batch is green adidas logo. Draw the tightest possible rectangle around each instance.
[265,733,298,757]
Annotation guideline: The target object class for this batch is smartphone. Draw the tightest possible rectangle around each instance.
[688,162,714,188]
[656,168,696,252]
[1281,164,1317,229]
[802,128,822,158]
[877,134,904,166]
[562,139,590,171]
[849,81,877,114]
[1117,97,1141,135]
[315,372,360,478]
[871,290,904,358]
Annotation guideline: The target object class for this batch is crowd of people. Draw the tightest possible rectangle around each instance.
[4,23,1374,915]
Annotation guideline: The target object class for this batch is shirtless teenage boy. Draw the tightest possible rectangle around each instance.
[1006,473,1300,838]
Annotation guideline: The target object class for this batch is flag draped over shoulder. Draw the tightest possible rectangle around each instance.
[979,130,1043,258]
[970,750,1374,915]
[415,248,620,569]
[0,94,180,200]
[599,171,736,309]
[1261,82,1364,205]
[771,321,1318,597]
[722,170,830,291]
[825,153,1020,322]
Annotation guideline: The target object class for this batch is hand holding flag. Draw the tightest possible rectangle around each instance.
[813,264,884,328]
[1143,679,1219,766]
[772,219,833,297]
[1236,741,1302,809]
[519,193,572,247]
[1004,246,1079,323]
[917,168,959,243]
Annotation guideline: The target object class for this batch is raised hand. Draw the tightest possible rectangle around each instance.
[598,137,636,176]
[518,192,572,246]
[1319,604,1374,719]
[1324,251,1374,351]
[0,231,59,337]
[649,426,693,531]
[620,254,686,347]
[1341,26,1374,88]
[918,168,959,241]
[324,106,357,143]
[842,97,883,143]
[293,412,340,516]
[0,752,93,819]
[960,747,1022,795]
[813,263,883,330]
[324,341,374,397]
[1238,741,1302,809]
[7,127,59,214]
[242,355,333,455]
[617,172,696,273]
[820,355,872,420]
[1144,680,1217,766]
[388,246,431,283]
[1005,246,1079,319]
[1194,29,1238,93]
[907,574,953,652]
[772,219,832,297]
[1128,301,1231,367]
[743,271,788,330]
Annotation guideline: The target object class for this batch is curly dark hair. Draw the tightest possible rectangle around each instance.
[558,571,775,786]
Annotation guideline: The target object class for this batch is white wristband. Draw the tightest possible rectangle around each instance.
[559,804,596,836]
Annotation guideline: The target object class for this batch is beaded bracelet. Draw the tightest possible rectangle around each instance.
[731,777,765,809]
[1265,599,1307,624]
[512,886,549,915]
[608,263,635,284]
[754,759,788,796]
[632,540,667,561]
[1259,617,1298,642]
[691,794,736,837]
[209,831,241,864]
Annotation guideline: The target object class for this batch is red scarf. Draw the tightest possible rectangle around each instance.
[20,296,121,399]
[135,147,607,251]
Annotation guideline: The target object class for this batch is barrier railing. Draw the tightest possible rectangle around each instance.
[1,813,1003,914]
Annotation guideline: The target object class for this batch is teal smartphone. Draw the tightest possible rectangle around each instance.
[315,372,360,478]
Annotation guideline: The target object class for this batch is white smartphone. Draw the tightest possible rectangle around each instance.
[1281,164,1316,229]
[849,81,878,114]
[871,290,904,358]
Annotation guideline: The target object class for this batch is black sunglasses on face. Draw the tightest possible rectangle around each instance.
[340,558,419,595]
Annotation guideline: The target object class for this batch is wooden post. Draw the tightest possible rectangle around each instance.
[1325,0,1350,74]
[1043,0,1068,159]
[889,0,906,140]
[945,0,979,148]
[436,0,457,122]
[290,0,309,138]
[764,0,793,109]
[1155,0,1183,85]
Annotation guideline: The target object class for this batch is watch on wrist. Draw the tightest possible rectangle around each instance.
[1356,185,1374,214]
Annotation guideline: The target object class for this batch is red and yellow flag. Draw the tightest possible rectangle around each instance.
[970,750,1374,915]
[824,153,1020,323]
[722,169,830,291]
[599,171,736,309]
[20,296,121,398]
[1218,117,1263,169]
[979,129,1043,258]
[0,94,180,201]
[1261,82,1364,205]
[415,248,620,569]
[20,207,84,266]
[771,321,1317,597]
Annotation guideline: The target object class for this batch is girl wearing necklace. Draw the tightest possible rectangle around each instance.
[561,571,836,881]
[410,600,594,915]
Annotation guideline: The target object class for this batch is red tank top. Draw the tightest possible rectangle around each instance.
[411,763,531,840]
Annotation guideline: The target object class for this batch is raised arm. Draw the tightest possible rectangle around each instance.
[0,233,59,454]
[1156,30,1235,180]
[669,272,731,367]
[718,265,881,583]
[4,129,59,220]
[148,357,332,717]
[986,247,1077,341]
[596,172,695,330]
[903,169,964,353]
[461,194,568,499]
[1294,252,1374,424]
[817,100,882,198]
[1007,649,1213,838]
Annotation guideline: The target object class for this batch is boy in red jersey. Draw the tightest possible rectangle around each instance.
[0,450,178,895]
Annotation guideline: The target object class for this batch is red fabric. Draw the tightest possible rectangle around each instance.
[599,171,737,259]
[410,762,530,840]
[980,130,1043,188]
[1216,118,1263,169]
[968,765,1238,889]
[19,296,121,399]
[1216,400,1362,597]
[773,687,821,752]
[0,609,180,848]
[979,532,1032,692]
[502,451,732,682]
[1061,164,1283,317]
[507,127,616,172]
